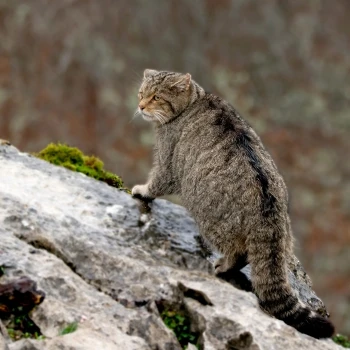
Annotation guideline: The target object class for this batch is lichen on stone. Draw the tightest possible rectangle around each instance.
[35,143,125,189]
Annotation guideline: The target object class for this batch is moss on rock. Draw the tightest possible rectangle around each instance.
[6,312,44,341]
[35,143,125,189]
[333,334,350,348]
[160,308,200,349]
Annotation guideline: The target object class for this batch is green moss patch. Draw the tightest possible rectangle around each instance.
[6,312,44,341]
[0,274,45,341]
[35,143,126,190]
[160,308,200,349]
[333,334,350,348]
[59,322,78,336]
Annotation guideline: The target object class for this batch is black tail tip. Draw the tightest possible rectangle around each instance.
[297,314,335,339]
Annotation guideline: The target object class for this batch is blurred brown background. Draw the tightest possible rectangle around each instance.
[0,0,349,334]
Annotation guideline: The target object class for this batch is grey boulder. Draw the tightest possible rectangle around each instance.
[0,143,341,350]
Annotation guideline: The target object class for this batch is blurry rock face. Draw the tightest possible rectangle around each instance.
[0,143,343,350]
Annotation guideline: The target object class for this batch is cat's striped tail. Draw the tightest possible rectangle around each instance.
[247,223,335,339]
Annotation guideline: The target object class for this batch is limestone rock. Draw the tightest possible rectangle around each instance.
[0,143,342,350]
[0,332,9,350]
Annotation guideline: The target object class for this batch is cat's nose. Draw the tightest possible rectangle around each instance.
[139,103,145,110]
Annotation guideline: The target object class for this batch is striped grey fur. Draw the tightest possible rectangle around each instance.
[132,69,334,339]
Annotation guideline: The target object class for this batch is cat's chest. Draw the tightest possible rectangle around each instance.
[156,118,195,169]
[155,132,178,163]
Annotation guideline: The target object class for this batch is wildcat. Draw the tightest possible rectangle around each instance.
[132,69,334,338]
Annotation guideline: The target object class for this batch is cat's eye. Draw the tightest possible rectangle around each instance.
[154,95,160,101]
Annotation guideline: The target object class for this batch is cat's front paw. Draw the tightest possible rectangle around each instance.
[131,184,154,202]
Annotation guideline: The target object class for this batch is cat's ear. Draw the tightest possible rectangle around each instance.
[171,73,191,91]
[144,69,158,78]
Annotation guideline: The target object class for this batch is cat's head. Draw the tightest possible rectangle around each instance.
[137,69,194,124]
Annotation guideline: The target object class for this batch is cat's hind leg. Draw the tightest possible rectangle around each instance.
[214,251,247,275]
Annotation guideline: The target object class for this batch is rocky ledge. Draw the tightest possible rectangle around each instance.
[0,143,342,350]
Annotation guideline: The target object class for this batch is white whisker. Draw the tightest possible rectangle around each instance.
[159,114,166,124]
[157,114,166,125]
[153,113,163,124]
[153,112,163,124]
[154,111,167,125]
[129,109,141,124]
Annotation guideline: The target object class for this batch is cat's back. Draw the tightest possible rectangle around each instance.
[176,93,255,175]
[179,93,249,150]
[174,93,287,220]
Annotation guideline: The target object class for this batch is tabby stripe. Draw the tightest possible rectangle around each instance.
[194,84,201,99]
[160,72,177,84]
[236,131,277,217]
[260,294,298,316]
[163,99,175,114]
[281,307,311,327]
